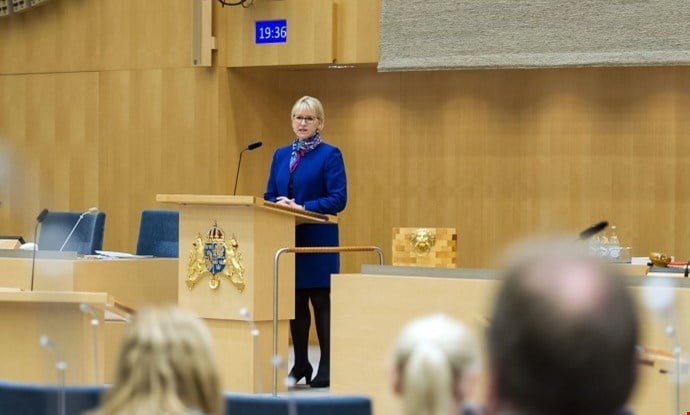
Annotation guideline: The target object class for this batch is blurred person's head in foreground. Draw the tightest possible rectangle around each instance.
[487,237,639,415]
[92,305,222,415]
[391,313,481,415]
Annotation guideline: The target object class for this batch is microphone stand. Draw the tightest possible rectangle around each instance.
[40,335,67,415]
[31,208,49,291]
[644,281,684,415]
[664,324,682,415]
[59,211,91,251]
[233,147,250,196]
[31,221,40,291]
[233,142,262,195]
[239,308,263,393]
[80,303,100,383]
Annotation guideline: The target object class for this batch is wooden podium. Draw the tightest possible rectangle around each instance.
[157,194,336,393]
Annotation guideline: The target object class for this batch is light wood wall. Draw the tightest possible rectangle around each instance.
[2,0,690,272]
[98,68,232,248]
[216,0,379,66]
[333,0,380,64]
[227,66,690,271]
[219,0,336,67]
[0,72,100,235]
[0,0,229,251]
[0,0,378,253]
[0,0,192,73]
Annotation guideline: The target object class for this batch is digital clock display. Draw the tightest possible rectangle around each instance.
[255,19,287,44]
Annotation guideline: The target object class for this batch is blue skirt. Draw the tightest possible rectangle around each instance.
[295,223,339,289]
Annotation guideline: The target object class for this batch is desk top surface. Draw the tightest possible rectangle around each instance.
[359,264,690,288]
[156,194,338,224]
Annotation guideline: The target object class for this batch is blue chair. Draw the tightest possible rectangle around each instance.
[224,393,372,415]
[37,211,106,255]
[0,380,106,415]
[135,210,179,257]
[462,403,482,415]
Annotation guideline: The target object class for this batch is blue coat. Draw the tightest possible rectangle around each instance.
[264,142,347,288]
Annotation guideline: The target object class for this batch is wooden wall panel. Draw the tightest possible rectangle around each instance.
[219,0,335,67]
[223,66,690,272]
[3,0,690,273]
[215,0,379,67]
[4,65,690,272]
[333,0,380,64]
[224,69,294,196]
[98,1,192,70]
[0,0,192,74]
[0,0,98,73]
[98,68,227,250]
[0,72,99,236]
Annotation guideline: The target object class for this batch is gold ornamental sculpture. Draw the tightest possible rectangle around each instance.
[392,227,457,268]
[186,222,246,292]
[410,228,437,255]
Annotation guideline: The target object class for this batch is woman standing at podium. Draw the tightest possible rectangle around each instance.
[264,95,347,388]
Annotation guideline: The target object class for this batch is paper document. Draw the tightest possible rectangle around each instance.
[95,250,153,259]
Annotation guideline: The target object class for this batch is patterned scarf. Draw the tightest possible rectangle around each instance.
[289,133,322,173]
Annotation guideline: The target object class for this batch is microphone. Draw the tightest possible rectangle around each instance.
[30,208,49,291]
[59,207,98,252]
[40,335,67,415]
[233,141,263,195]
[80,303,101,383]
[578,221,608,240]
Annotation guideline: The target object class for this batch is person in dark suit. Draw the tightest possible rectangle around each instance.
[264,95,347,388]
[486,240,639,415]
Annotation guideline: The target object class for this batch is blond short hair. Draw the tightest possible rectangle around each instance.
[91,306,223,415]
[291,95,325,122]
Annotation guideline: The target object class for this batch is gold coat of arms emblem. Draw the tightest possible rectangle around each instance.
[186,223,246,292]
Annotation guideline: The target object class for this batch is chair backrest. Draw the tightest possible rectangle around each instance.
[0,381,375,415]
[37,211,106,255]
[0,380,106,415]
[136,210,179,257]
[224,393,372,415]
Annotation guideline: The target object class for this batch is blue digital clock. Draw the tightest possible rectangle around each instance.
[255,19,287,44]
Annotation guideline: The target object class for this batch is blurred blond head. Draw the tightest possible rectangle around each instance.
[391,314,480,415]
[92,306,222,415]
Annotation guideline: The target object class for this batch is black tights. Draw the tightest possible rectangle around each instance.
[290,287,330,378]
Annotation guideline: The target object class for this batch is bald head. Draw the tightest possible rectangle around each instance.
[488,245,639,415]
[524,257,613,317]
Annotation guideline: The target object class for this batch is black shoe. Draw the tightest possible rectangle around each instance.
[288,364,313,385]
[310,375,329,388]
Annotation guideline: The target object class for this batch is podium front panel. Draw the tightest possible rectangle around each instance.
[177,204,295,322]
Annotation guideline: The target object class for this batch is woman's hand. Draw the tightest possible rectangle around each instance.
[275,196,305,210]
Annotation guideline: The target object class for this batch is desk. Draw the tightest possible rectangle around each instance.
[0,291,125,385]
[332,265,690,415]
[0,257,178,309]
[0,256,177,384]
